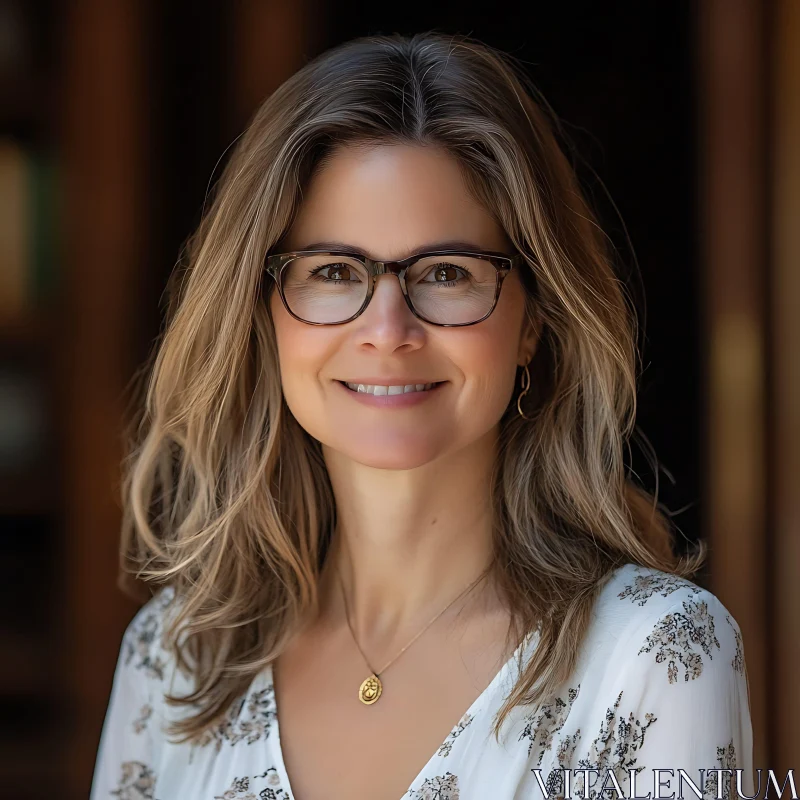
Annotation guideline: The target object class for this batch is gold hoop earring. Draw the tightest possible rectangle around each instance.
[517,361,534,421]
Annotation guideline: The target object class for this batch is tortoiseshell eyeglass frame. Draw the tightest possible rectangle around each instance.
[263,248,526,327]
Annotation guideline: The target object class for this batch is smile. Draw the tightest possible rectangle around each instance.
[341,381,443,395]
[334,379,447,407]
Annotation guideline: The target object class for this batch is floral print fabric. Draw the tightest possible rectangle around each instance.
[90,563,754,800]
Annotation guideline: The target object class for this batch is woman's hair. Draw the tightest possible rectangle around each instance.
[120,30,705,744]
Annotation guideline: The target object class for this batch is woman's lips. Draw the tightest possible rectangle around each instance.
[335,379,447,407]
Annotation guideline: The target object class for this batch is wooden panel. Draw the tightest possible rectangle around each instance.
[230,0,321,131]
[60,1,147,796]
[696,0,769,769]
[770,0,800,769]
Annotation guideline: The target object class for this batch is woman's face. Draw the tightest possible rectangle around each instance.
[269,143,538,469]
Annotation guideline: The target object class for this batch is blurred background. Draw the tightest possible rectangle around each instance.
[0,0,796,797]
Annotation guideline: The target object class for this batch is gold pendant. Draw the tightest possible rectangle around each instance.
[358,674,382,704]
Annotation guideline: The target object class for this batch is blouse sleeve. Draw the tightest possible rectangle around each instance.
[575,591,755,800]
[89,594,169,800]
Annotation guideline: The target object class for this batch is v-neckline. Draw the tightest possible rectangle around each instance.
[266,633,533,800]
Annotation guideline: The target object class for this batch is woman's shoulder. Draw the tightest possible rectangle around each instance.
[596,561,740,620]
[508,564,752,798]
[583,561,745,683]
[119,584,186,695]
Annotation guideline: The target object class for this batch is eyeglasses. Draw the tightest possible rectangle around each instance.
[263,248,523,326]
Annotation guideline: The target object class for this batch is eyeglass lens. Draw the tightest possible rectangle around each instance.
[280,254,499,324]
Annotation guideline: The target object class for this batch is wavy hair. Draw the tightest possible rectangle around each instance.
[119,30,705,744]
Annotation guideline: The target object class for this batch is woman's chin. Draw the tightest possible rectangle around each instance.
[325,436,444,470]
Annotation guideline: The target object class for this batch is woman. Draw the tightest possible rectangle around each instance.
[90,32,753,800]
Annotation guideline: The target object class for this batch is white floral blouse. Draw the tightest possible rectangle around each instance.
[90,563,754,800]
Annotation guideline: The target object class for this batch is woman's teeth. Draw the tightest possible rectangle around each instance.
[343,382,436,395]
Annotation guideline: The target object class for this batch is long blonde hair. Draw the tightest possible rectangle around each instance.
[119,31,705,744]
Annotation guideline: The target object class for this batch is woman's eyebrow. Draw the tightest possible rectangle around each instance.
[299,239,488,257]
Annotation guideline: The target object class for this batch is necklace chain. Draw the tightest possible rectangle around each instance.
[336,561,492,678]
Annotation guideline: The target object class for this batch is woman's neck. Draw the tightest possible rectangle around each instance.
[315,430,503,651]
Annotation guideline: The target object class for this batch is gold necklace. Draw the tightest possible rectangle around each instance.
[336,562,492,705]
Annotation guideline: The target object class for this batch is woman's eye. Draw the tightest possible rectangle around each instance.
[312,264,360,281]
[422,264,469,282]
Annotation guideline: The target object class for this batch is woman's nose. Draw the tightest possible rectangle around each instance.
[366,273,412,314]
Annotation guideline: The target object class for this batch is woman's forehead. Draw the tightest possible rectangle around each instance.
[281,144,511,255]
